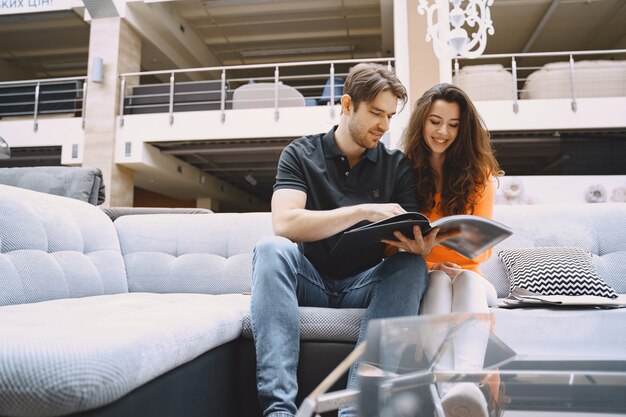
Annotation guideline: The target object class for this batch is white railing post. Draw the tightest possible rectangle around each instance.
[330,63,336,119]
[569,54,577,112]
[454,58,460,80]
[119,76,126,127]
[220,69,226,123]
[81,80,88,129]
[274,66,280,121]
[33,82,40,132]
[511,57,519,114]
[169,72,175,125]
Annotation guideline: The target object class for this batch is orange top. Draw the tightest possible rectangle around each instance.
[425,179,495,275]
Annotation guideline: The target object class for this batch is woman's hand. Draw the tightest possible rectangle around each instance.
[381,225,441,257]
[432,262,463,279]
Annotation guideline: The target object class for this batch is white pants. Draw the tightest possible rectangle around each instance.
[419,270,497,389]
[420,270,497,315]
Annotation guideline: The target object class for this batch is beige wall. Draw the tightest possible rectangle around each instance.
[83,17,141,207]
[406,0,442,110]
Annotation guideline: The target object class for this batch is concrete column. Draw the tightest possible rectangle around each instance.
[406,0,443,105]
[391,0,445,148]
[83,17,140,207]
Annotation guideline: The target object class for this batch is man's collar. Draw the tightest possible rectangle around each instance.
[365,145,379,162]
[322,126,341,158]
[322,125,380,162]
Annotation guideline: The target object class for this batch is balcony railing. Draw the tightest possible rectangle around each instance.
[118,58,395,127]
[0,76,87,132]
[452,49,626,113]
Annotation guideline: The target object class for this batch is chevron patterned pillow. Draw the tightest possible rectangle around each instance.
[498,247,618,299]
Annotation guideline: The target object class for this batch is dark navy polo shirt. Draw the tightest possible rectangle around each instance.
[274,126,418,279]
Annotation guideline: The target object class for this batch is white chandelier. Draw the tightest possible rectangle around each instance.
[417,0,495,59]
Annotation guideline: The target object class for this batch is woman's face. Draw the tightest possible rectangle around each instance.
[422,99,460,156]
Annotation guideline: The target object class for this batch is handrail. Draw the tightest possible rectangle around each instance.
[452,49,626,113]
[119,57,396,78]
[455,49,626,60]
[118,57,395,126]
[0,75,87,87]
[0,75,87,132]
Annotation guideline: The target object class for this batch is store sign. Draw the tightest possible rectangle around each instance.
[0,0,77,15]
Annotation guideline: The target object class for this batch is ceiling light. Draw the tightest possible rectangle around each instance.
[241,45,354,58]
[417,0,494,59]
[244,172,257,186]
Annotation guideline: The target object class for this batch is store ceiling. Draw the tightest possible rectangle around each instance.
[1,0,625,203]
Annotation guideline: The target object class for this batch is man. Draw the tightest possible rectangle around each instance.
[251,63,443,417]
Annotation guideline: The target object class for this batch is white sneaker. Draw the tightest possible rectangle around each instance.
[440,383,488,417]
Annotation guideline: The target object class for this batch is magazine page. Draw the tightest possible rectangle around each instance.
[330,213,512,258]
[431,215,513,259]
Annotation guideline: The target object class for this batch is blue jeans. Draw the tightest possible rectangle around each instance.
[250,236,428,417]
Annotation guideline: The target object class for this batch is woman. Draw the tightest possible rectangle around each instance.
[402,82,502,314]
[403,83,505,417]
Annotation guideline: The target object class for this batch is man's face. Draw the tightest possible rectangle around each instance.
[347,90,398,150]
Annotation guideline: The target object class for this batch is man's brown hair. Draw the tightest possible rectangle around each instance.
[343,63,407,111]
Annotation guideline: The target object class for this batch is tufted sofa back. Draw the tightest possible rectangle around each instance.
[483,203,626,297]
[2,183,624,305]
[0,185,128,307]
[117,203,626,300]
[115,213,273,294]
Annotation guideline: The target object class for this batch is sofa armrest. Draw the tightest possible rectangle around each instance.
[0,166,105,205]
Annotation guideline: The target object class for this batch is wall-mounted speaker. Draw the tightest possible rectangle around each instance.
[92,57,104,84]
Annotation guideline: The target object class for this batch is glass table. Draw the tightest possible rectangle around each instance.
[297,313,626,417]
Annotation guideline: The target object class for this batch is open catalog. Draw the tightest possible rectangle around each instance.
[330,212,513,260]
[498,287,626,309]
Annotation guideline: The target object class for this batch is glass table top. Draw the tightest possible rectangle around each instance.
[357,313,626,417]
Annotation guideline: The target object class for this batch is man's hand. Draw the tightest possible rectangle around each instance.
[431,262,463,279]
[359,203,407,223]
[272,190,412,243]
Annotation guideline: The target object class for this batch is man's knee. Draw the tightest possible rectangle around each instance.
[382,252,428,297]
[254,236,298,260]
[386,251,427,274]
[252,236,300,289]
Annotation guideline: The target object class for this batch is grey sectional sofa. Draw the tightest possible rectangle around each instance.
[1,184,625,417]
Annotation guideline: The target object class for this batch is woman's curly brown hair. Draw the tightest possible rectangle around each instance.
[402,83,502,216]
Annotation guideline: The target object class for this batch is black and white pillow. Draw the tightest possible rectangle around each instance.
[498,247,618,299]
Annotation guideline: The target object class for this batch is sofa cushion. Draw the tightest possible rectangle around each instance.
[0,185,127,307]
[241,307,364,342]
[115,213,273,294]
[0,292,250,417]
[498,247,618,298]
[484,203,626,298]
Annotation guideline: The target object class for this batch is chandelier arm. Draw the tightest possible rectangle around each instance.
[418,0,450,58]
[418,0,494,60]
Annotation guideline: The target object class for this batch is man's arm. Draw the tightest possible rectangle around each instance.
[271,188,407,242]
